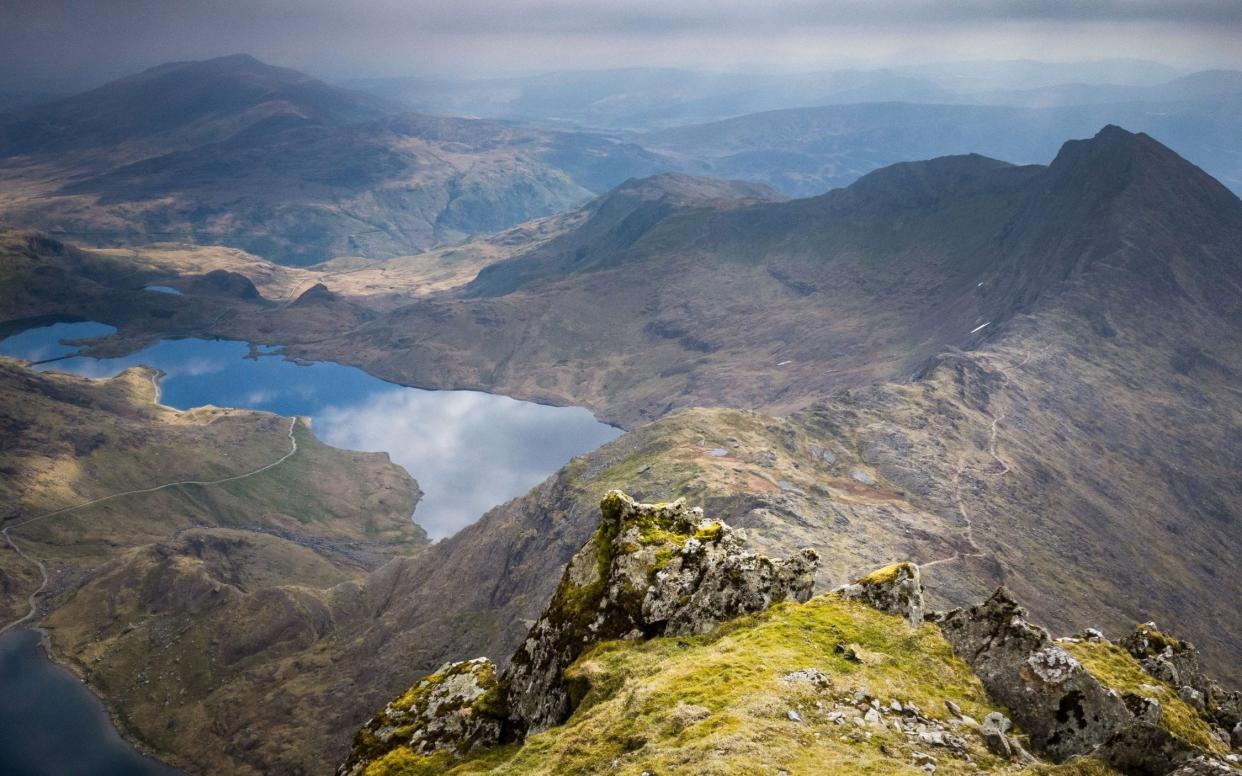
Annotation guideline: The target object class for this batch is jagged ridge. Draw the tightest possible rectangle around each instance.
[340,493,1241,776]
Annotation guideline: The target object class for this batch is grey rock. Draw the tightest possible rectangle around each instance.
[1123,693,1164,724]
[504,491,818,736]
[938,588,1131,762]
[1102,722,1218,775]
[835,561,924,628]
[849,467,876,485]
[787,709,803,723]
[782,668,831,690]
[1232,721,1242,748]
[337,657,503,776]
[944,699,963,719]
[1181,686,1208,712]
[1080,627,1106,642]
[980,712,1014,759]
[1168,757,1242,775]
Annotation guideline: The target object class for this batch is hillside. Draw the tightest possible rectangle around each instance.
[0,56,665,264]
[339,493,1240,776]
[2,127,1240,773]
[0,358,426,771]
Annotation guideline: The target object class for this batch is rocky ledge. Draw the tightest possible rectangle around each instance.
[340,493,1240,776]
[339,490,819,775]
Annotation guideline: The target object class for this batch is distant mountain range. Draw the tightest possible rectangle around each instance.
[642,96,1242,197]
[0,55,1239,266]
[343,58,1193,130]
[0,55,664,264]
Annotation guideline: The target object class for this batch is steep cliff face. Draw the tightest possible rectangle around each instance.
[340,494,1241,776]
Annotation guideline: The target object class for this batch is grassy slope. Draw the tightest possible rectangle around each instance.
[0,358,426,773]
[363,595,1119,776]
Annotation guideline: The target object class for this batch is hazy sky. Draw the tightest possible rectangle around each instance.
[2,0,1240,89]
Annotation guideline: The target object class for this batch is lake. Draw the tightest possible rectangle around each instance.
[0,320,622,774]
[0,629,180,776]
[0,321,621,539]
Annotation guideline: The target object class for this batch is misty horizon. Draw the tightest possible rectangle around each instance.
[2,0,1241,91]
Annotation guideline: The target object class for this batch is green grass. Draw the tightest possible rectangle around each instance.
[364,594,1052,775]
[1060,640,1226,755]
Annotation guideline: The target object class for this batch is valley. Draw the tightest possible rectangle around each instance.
[1,120,1239,774]
[0,28,1240,774]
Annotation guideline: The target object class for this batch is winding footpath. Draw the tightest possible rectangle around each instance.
[920,347,1037,572]
[1,416,300,635]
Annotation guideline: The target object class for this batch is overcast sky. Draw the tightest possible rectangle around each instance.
[2,0,1240,89]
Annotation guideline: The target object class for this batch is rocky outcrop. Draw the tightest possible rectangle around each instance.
[504,490,818,735]
[338,659,503,776]
[339,491,819,773]
[290,282,337,305]
[836,561,923,628]
[937,589,1241,775]
[339,486,1241,776]
[1123,622,1242,736]
[938,588,1131,761]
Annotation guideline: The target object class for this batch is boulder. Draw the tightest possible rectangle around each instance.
[337,658,504,776]
[980,711,1014,759]
[836,561,924,628]
[938,588,1131,762]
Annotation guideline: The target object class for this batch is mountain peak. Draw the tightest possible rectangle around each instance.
[1045,124,1238,210]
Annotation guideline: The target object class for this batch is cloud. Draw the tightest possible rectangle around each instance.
[1,0,1239,87]
[315,388,619,539]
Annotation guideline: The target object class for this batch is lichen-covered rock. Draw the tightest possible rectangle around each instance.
[1123,622,1242,733]
[835,561,924,628]
[980,711,1014,759]
[938,588,1132,762]
[1168,757,1242,776]
[1100,721,1214,775]
[504,490,818,735]
[337,658,503,776]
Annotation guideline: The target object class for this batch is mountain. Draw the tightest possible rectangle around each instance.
[339,493,1240,776]
[4,127,1241,773]
[0,54,395,160]
[0,56,666,264]
[965,69,1242,108]
[642,98,1242,197]
[345,67,960,130]
[344,59,1186,132]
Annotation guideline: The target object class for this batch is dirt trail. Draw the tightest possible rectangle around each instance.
[1,416,299,635]
[920,348,1038,572]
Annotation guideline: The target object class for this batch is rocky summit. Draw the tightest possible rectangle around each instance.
[339,494,1241,776]
[338,491,818,775]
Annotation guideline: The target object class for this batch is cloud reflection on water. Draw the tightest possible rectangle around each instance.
[1,323,621,539]
[316,389,619,539]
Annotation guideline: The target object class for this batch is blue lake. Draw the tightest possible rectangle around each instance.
[0,321,621,539]
[0,629,180,776]
[0,320,623,774]
[143,285,183,295]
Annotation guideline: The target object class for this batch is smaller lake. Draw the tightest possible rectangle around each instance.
[0,322,621,539]
[0,629,180,776]
[143,286,183,295]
